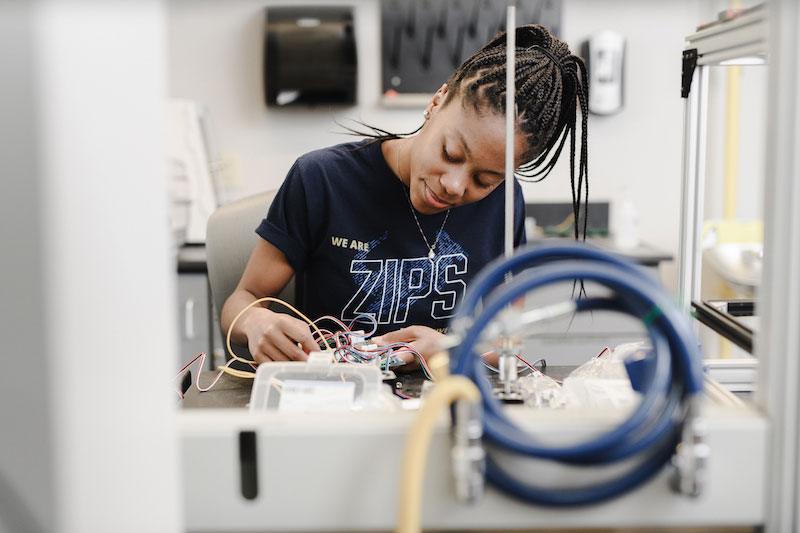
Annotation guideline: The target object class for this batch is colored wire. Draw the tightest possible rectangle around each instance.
[221,298,434,383]
[480,351,545,377]
[313,315,349,334]
[225,296,333,368]
[513,353,538,372]
[174,352,258,395]
[348,313,378,337]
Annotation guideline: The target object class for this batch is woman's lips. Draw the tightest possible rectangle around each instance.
[424,184,451,209]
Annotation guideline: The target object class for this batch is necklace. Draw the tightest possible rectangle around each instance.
[395,140,451,260]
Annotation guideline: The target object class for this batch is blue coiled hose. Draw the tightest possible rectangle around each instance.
[448,242,704,506]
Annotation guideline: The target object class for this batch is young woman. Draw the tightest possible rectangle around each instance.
[221,24,589,367]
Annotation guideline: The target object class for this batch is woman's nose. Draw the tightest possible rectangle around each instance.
[439,170,468,199]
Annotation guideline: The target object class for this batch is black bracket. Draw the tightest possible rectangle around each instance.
[681,48,699,98]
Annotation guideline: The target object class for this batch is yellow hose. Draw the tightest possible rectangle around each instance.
[723,65,741,219]
[396,368,481,533]
[723,0,742,219]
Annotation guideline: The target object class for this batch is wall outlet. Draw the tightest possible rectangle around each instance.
[218,152,242,199]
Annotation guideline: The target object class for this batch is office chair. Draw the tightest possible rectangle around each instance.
[205,190,295,359]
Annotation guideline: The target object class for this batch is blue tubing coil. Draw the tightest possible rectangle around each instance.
[448,241,704,506]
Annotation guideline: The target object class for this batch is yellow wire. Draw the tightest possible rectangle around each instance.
[396,373,481,533]
[552,212,575,233]
[225,296,333,370]
[219,366,257,379]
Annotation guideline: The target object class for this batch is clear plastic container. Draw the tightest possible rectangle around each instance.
[249,351,394,412]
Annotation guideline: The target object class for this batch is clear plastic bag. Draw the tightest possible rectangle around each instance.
[518,372,565,408]
[518,342,650,409]
[559,342,648,408]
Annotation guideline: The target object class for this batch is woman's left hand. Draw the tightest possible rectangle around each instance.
[373,325,446,371]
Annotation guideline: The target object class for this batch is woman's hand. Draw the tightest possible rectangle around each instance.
[373,325,446,371]
[241,307,319,364]
[221,240,320,365]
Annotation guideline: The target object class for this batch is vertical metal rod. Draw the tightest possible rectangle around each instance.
[501,3,519,391]
[678,70,698,312]
[692,67,710,302]
[504,2,516,260]
[677,65,708,312]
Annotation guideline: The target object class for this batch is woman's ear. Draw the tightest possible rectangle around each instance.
[425,83,449,117]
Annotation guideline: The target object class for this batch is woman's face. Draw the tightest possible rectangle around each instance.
[405,84,529,215]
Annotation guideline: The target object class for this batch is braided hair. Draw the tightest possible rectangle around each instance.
[445,24,590,240]
[344,24,589,240]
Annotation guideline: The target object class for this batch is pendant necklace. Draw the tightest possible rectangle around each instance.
[396,140,450,260]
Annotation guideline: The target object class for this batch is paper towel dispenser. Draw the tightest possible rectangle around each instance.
[264,7,357,106]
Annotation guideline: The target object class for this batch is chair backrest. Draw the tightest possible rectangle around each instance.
[206,190,295,342]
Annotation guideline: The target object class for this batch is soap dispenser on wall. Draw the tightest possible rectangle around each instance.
[581,30,625,115]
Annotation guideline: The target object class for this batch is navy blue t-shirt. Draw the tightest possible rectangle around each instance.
[256,139,526,335]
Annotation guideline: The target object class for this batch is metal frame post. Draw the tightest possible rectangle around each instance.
[678,66,709,311]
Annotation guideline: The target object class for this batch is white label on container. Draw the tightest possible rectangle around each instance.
[278,380,356,412]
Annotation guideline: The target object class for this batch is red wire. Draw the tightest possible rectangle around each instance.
[175,352,205,376]
[174,352,257,396]
[514,353,539,371]
[314,315,350,333]
[394,390,411,400]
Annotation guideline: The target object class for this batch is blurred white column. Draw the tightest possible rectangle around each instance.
[0,1,181,532]
[0,1,55,531]
[762,0,800,530]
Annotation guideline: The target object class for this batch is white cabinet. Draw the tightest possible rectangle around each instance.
[177,245,219,372]
[177,272,212,371]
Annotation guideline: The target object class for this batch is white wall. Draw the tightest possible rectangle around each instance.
[167,0,756,291]
[168,0,407,202]
[555,0,714,290]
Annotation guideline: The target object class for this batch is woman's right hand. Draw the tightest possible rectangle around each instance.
[241,307,319,364]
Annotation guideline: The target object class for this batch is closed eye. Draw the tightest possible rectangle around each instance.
[442,144,457,163]
[473,175,492,190]
[444,143,494,189]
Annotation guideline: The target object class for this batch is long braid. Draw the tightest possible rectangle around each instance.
[445,24,590,240]
[569,92,578,240]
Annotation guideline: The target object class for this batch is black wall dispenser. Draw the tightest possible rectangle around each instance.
[264,7,357,106]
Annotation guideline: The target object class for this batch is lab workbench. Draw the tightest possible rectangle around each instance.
[179,366,767,532]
